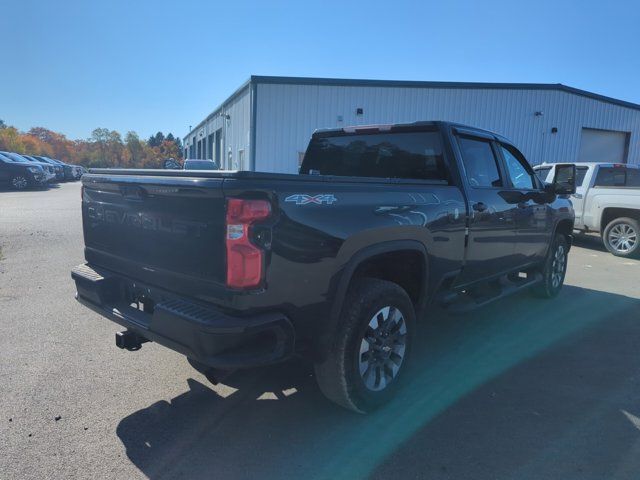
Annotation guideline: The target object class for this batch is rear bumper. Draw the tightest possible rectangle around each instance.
[71,264,295,369]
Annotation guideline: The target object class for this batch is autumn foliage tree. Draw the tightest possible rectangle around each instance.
[0,120,183,169]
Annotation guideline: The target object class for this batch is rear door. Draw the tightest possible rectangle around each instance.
[452,130,519,285]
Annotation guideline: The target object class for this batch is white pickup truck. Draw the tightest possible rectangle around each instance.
[534,162,640,258]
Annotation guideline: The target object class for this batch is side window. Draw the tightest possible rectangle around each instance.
[534,166,552,182]
[575,167,589,187]
[457,136,502,188]
[500,144,535,189]
[595,167,626,187]
[627,169,640,187]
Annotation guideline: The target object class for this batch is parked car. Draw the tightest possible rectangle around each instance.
[0,152,48,190]
[31,155,65,181]
[40,157,82,181]
[535,162,640,258]
[72,121,576,413]
[0,152,55,183]
[21,155,61,182]
[183,159,218,170]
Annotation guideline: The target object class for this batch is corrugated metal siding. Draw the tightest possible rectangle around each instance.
[184,87,252,170]
[254,83,640,173]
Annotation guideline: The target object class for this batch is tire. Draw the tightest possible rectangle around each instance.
[602,217,640,259]
[314,277,415,413]
[531,234,568,298]
[10,175,29,190]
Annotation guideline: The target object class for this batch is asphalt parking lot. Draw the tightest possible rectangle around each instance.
[1,181,639,480]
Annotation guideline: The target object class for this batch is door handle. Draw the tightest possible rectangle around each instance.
[472,202,487,212]
[572,193,583,199]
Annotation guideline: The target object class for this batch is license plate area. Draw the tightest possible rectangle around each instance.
[123,281,159,314]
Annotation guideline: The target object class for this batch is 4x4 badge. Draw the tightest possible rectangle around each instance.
[285,194,337,205]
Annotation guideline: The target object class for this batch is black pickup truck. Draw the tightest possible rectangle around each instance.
[72,121,576,413]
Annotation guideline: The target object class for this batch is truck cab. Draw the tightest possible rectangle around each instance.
[534,162,640,257]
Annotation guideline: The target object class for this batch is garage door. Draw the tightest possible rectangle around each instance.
[578,128,629,163]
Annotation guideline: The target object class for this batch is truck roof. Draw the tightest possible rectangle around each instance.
[313,121,505,139]
[535,162,639,169]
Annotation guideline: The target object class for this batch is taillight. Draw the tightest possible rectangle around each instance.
[226,198,271,289]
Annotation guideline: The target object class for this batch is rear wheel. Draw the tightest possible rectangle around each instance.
[10,175,28,190]
[531,234,568,298]
[314,277,415,413]
[603,217,639,258]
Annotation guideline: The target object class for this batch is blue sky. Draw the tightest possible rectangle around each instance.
[2,0,639,140]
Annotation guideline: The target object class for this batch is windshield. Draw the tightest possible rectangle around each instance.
[1,152,30,163]
[184,160,217,170]
[534,166,552,181]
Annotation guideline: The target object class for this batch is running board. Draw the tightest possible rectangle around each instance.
[441,272,543,314]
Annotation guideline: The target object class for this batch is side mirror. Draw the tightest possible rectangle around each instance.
[550,163,576,195]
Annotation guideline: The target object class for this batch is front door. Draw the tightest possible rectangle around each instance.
[498,143,552,263]
[454,132,519,285]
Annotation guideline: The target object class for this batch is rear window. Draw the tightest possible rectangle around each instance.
[301,131,447,181]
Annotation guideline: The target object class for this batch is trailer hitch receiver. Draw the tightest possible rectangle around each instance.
[115,330,149,351]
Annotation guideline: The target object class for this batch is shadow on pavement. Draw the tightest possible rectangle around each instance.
[117,286,640,480]
[0,183,61,193]
[572,233,608,253]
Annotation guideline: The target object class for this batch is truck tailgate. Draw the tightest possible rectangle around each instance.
[81,174,227,296]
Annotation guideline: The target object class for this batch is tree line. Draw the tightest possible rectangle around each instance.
[0,120,183,168]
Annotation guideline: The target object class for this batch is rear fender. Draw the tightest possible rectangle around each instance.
[317,240,429,359]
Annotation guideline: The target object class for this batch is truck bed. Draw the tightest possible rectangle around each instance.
[81,168,459,314]
[87,168,448,185]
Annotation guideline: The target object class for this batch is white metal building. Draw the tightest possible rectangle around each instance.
[183,76,640,173]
